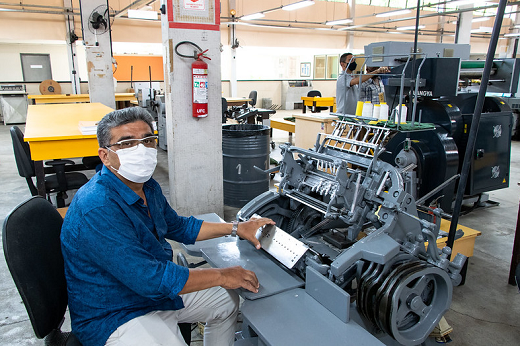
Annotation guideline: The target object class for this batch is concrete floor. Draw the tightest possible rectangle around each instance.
[1,110,520,345]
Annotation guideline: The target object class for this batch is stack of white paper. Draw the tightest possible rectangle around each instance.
[78,121,98,135]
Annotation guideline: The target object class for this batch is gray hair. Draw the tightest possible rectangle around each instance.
[97,107,154,148]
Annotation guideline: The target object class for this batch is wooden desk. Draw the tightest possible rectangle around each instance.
[294,113,338,150]
[226,97,252,107]
[270,119,295,134]
[24,103,114,196]
[301,96,336,114]
[28,93,137,109]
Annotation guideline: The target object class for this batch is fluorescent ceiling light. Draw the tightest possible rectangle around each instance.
[326,18,353,25]
[282,0,315,11]
[376,9,411,18]
[471,26,492,33]
[449,0,490,6]
[225,22,252,26]
[128,9,158,20]
[241,12,265,20]
[472,17,490,23]
[396,25,425,30]
[388,31,405,34]
[338,25,365,31]
[449,0,476,6]
[504,33,520,37]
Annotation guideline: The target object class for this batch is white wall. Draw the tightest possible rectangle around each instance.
[0,2,516,100]
[0,43,87,82]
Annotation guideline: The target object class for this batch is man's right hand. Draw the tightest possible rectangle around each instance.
[219,266,259,293]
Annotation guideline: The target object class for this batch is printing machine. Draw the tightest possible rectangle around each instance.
[180,43,512,345]
[184,117,467,345]
[363,42,515,213]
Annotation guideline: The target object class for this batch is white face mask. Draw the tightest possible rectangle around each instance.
[109,144,157,183]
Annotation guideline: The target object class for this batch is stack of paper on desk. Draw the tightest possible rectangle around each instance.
[78,121,98,135]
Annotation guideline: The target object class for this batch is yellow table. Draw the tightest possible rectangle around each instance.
[28,93,137,109]
[225,97,252,107]
[24,103,114,196]
[437,219,481,259]
[270,119,295,133]
[301,96,336,114]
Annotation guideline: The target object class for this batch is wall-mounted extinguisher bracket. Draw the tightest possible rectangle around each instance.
[175,41,211,118]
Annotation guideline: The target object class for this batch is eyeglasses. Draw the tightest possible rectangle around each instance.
[105,136,158,151]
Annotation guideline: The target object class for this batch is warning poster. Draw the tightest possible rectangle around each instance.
[184,0,205,11]
[168,0,219,31]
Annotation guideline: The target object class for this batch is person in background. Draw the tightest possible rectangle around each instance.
[61,107,275,346]
[360,66,386,104]
[336,53,389,115]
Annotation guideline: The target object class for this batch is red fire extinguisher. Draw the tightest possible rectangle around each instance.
[192,53,209,118]
[175,41,212,118]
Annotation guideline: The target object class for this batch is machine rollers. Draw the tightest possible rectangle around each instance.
[357,259,452,345]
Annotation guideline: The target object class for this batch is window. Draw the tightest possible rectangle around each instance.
[314,54,339,79]
[314,55,326,79]
[327,55,339,79]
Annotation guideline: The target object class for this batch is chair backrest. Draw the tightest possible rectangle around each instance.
[3,196,68,339]
[248,90,257,107]
[307,90,322,98]
[10,126,35,179]
[222,97,229,123]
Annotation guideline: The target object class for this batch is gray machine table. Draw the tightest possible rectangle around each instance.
[187,213,385,346]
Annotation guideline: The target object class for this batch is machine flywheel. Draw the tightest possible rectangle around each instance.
[358,261,452,345]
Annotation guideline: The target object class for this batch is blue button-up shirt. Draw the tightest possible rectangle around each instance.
[61,166,203,346]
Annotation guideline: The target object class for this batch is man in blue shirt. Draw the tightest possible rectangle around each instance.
[61,107,274,346]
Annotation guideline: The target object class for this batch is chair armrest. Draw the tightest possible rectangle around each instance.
[44,159,76,167]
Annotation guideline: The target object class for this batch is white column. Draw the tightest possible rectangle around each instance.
[507,7,520,57]
[161,0,224,217]
[64,0,81,94]
[456,5,473,45]
[230,43,238,97]
[79,0,116,108]
[346,0,355,51]
[229,0,238,97]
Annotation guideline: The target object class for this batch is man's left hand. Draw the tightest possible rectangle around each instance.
[237,217,275,250]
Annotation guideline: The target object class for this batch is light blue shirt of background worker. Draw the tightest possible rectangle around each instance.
[336,53,390,115]
[61,107,275,346]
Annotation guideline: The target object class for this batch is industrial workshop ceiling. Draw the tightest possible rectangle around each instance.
[0,0,519,39]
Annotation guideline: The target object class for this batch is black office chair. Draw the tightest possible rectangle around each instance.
[10,126,88,208]
[3,196,193,346]
[248,90,258,108]
[3,196,83,345]
[81,156,102,171]
[306,90,329,112]
[222,97,229,123]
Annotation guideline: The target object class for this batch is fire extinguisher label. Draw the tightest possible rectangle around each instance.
[193,68,207,74]
[193,74,208,103]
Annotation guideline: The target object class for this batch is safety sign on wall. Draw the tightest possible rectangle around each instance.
[184,0,205,11]
[167,0,219,31]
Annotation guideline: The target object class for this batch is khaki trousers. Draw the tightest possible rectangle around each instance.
[105,287,239,346]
